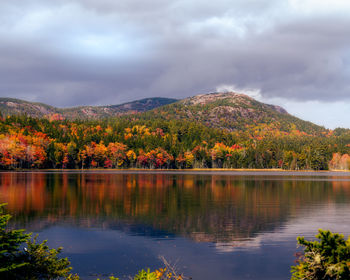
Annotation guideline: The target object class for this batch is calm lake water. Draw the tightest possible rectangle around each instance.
[1,171,350,279]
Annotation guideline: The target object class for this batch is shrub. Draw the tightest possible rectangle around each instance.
[0,203,73,279]
[291,229,350,280]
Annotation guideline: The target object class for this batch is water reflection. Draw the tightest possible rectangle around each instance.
[1,172,350,246]
[2,172,350,279]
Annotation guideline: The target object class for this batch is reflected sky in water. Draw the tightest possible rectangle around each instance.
[0,172,350,279]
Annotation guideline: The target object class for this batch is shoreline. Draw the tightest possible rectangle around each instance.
[1,168,350,176]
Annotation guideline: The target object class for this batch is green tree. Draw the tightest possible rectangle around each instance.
[0,203,30,274]
[291,229,350,280]
[0,204,73,279]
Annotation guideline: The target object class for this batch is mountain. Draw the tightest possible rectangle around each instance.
[141,92,326,135]
[0,92,342,171]
[0,92,326,135]
[0,97,178,120]
[0,98,57,119]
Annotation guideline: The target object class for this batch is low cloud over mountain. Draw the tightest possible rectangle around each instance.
[1,0,350,127]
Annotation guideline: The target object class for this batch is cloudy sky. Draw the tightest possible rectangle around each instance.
[1,0,350,128]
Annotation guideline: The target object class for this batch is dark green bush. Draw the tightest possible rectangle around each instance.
[291,229,350,280]
[0,203,73,279]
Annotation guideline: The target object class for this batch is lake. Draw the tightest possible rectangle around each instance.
[1,171,350,279]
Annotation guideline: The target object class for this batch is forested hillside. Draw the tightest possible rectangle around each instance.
[0,97,177,119]
[143,92,326,135]
[0,114,349,171]
[0,92,349,171]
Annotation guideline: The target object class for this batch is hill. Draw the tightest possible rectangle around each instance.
[1,91,349,171]
[139,92,327,136]
[0,98,57,119]
[0,97,178,120]
[0,92,327,136]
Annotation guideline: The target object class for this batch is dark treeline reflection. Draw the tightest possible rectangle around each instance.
[1,172,350,243]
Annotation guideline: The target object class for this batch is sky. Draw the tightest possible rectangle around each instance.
[0,0,350,128]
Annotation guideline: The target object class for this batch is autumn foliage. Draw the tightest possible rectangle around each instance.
[0,115,349,170]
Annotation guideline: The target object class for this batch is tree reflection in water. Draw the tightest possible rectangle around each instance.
[1,172,350,245]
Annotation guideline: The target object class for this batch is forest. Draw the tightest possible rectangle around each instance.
[0,114,350,171]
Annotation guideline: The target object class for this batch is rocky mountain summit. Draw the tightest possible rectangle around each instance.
[144,92,322,134]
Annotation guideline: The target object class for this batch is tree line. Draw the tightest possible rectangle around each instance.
[0,115,350,170]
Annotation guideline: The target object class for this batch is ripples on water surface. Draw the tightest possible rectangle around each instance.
[1,171,350,279]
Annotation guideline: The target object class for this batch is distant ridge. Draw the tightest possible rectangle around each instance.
[0,92,326,135]
[0,97,178,119]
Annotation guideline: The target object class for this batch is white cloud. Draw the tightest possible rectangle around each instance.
[0,0,350,129]
[252,95,350,129]
[215,84,350,129]
[275,99,350,129]
[216,84,263,101]
[289,0,350,15]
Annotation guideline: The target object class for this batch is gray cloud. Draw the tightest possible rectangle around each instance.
[0,0,349,107]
